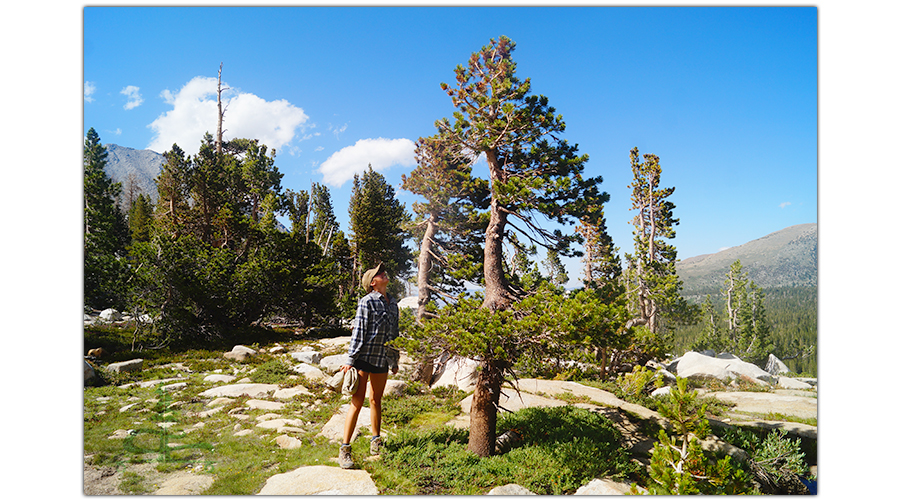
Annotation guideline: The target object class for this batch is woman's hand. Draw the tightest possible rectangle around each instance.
[340,364,352,373]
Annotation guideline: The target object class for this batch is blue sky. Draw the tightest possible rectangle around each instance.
[2,2,898,492]
[82,5,818,285]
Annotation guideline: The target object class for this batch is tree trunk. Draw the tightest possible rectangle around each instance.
[416,217,436,322]
[411,216,436,384]
[647,173,658,334]
[597,346,608,379]
[469,149,514,455]
[216,63,225,156]
[467,358,504,457]
[482,199,513,311]
[482,149,513,312]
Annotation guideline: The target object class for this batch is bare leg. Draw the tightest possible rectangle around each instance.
[342,370,370,444]
[367,372,389,437]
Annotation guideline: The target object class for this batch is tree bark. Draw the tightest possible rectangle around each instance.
[417,216,436,322]
[216,62,228,157]
[410,216,437,384]
[467,358,504,457]
[469,149,514,456]
[482,149,514,312]
[647,170,658,334]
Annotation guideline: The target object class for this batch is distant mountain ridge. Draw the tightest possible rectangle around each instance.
[103,144,165,204]
[676,223,817,296]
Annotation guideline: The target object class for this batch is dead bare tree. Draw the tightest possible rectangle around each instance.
[216,62,230,156]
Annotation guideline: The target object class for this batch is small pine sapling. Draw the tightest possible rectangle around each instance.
[647,377,751,494]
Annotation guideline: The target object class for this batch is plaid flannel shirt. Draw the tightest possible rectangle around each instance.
[347,291,399,369]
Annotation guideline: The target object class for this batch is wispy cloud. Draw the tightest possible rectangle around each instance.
[331,123,348,139]
[147,76,310,155]
[318,138,416,187]
[84,81,96,102]
[121,85,144,110]
[779,201,792,208]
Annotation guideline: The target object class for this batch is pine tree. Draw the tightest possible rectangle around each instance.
[128,193,154,243]
[623,148,696,346]
[689,295,727,353]
[282,188,310,240]
[576,208,622,301]
[290,183,355,315]
[310,182,338,252]
[154,144,192,239]
[402,133,489,322]
[572,209,632,378]
[430,36,607,457]
[436,35,606,313]
[506,232,544,291]
[647,378,751,494]
[722,260,774,365]
[541,249,569,289]
[84,127,130,309]
[687,261,775,366]
[400,134,489,382]
[130,133,337,340]
[349,166,413,297]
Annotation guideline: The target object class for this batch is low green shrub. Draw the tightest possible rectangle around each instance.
[371,405,638,495]
[718,426,810,493]
[248,359,295,385]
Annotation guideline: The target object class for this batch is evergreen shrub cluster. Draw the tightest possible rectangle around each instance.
[372,405,639,495]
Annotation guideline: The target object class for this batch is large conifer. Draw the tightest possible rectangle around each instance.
[83,128,130,309]
[402,133,489,321]
[624,147,696,344]
[436,36,606,313]
[349,166,412,296]
[428,36,607,457]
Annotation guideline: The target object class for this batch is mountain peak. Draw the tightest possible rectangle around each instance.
[103,144,165,203]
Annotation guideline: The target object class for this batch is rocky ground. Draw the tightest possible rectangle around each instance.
[83,340,817,495]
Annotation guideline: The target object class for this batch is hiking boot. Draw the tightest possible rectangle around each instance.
[338,444,354,469]
[370,435,383,456]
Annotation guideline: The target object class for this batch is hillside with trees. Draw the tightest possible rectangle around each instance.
[677,223,817,298]
[671,225,817,375]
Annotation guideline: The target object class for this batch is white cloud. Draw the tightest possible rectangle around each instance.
[779,201,792,209]
[147,76,310,156]
[318,138,416,187]
[331,123,348,138]
[84,81,96,102]
[121,85,143,110]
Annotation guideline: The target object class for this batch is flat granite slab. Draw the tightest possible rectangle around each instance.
[705,390,818,421]
[256,465,378,495]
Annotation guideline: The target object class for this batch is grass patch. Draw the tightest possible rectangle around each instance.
[381,391,465,429]
[368,406,640,495]
[119,471,150,494]
[733,411,817,427]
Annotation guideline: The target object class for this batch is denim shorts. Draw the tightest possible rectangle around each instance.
[352,358,388,374]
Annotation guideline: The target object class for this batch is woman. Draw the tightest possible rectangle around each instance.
[338,263,399,469]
